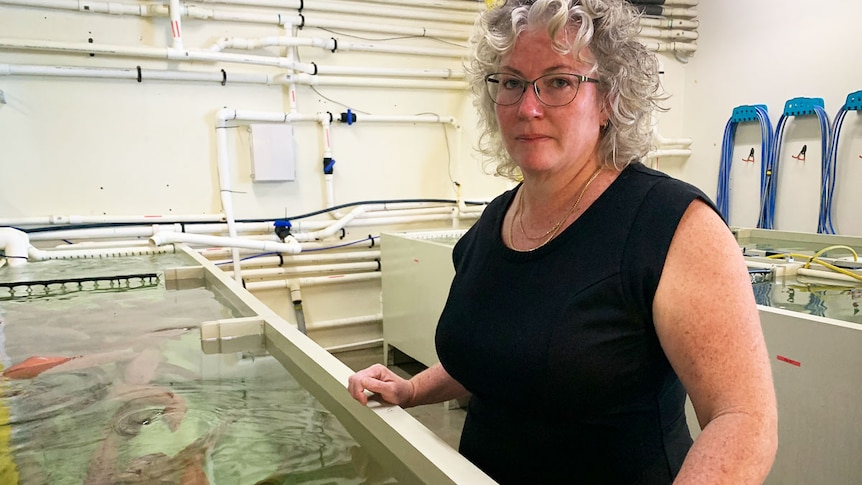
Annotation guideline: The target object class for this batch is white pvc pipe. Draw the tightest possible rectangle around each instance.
[0,0,471,40]
[362,0,483,13]
[168,0,183,50]
[209,250,381,268]
[244,271,381,291]
[149,231,303,254]
[638,27,698,41]
[0,227,31,267]
[0,38,461,79]
[639,17,699,30]
[797,268,862,284]
[28,245,176,261]
[283,73,468,90]
[0,63,276,85]
[27,225,181,241]
[227,261,380,278]
[53,240,151,249]
[639,41,698,54]
[202,0,479,24]
[307,313,383,332]
[0,213,224,227]
[292,206,367,242]
[645,149,692,159]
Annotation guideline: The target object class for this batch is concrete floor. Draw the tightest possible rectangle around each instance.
[334,346,466,451]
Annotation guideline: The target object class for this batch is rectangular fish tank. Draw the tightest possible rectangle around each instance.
[0,244,493,484]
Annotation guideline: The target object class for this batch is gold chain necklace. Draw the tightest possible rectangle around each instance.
[509,166,604,252]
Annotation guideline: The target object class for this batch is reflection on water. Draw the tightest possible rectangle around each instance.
[753,280,862,324]
[0,275,395,484]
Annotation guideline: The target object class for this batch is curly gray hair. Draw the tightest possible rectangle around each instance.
[467,0,666,180]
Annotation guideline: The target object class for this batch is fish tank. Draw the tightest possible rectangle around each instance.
[0,244,493,484]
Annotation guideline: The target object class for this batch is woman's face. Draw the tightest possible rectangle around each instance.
[495,27,606,178]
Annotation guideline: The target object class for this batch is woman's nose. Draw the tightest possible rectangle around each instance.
[518,84,544,118]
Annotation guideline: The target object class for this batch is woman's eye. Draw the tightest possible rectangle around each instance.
[548,77,572,89]
[502,79,523,90]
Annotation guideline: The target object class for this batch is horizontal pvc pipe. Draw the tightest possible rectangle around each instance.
[638,17,699,30]
[0,63,277,85]
[323,338,384,354]
[210,36,465,59]
[228,261,380,278]
[0,0,471,40]
[645,148,692,159]
[53,240,151,249]
[150,232,303,254]
[28,245,176,261]
[638,27,698,41]
[0,38,461,79]
[244,271,381,291]
[639,40,698,54]
[307,313,383,332]
[209,250,382,267]
[284,74,468,90]
[201,0,479,24]
[361,0,483,12]
[0,213,224,227]
[797,268,862,284]
[28,225,182,241]
[343,114,458,125]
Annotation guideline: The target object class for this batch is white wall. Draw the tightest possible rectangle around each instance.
[678,0,862,236]
[0,1,507,221]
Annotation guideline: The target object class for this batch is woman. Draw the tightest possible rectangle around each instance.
[348,1,777,483]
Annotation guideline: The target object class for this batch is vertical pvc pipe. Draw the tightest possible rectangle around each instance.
[168,0,183,50]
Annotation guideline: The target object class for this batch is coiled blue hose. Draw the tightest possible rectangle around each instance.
[716,105,773,226]
[762,98,831,231]
[823,91,862,234]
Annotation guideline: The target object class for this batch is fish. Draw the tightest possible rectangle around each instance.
[2,355,76,379]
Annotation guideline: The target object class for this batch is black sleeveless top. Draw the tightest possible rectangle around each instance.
[436,163,714,484]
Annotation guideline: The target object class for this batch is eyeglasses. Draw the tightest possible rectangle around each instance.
[484,72,599,107]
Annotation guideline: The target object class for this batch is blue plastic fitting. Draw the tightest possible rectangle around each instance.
[782,97,825,117]
[730,104,768,123]
[845,91,862,111]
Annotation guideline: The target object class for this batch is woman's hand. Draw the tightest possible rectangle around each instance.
[347,363,416,407]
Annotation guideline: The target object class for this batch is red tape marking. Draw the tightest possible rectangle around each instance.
[776,355,801,367]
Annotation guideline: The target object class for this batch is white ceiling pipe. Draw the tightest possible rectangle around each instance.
[0,64,276,85]
[203,0,479,24]
[226,261,380,278]
[27,245,176,261]
[638,27,698,41]
[0,39,460,80]
[149,231,303,254]
[0,227,31,267]
[0,0,471,40]
[307,313,383,332]
[244,271,381,291]
[361,0,483,12]
[283,73,467,90]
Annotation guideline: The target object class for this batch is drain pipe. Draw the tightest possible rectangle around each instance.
[289,280,307,334]
[0,227,30,267]
[149,232,303,254]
